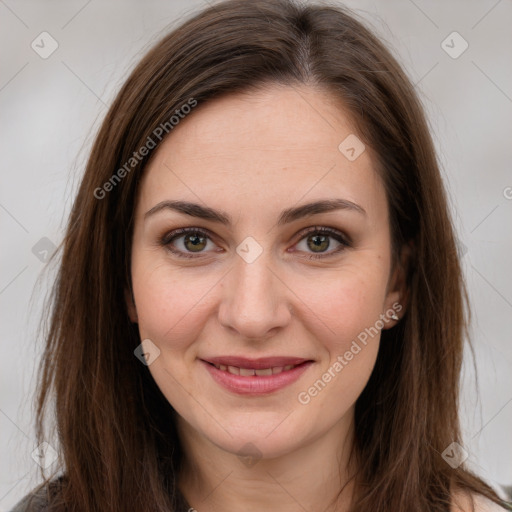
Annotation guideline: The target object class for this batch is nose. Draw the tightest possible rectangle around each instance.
[217,247,292,340]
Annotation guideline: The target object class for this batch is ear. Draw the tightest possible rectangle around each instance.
[125,286,138,323]
[382,241,413,329]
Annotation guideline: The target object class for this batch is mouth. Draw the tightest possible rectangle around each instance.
[199,356,314,395]
[206,362,303,376]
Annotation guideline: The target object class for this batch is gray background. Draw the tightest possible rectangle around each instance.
[1,0,511,509]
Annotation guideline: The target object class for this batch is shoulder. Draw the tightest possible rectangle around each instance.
[451,490,511,512]
[8,488,48,512]
[8,477,64,512]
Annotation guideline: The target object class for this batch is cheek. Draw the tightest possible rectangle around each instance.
[293,260,389,351]
[290,259,388,405]
[294,272,384,414]
[131,256,218,353]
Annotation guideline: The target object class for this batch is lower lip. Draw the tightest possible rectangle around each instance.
[201,360,313,395]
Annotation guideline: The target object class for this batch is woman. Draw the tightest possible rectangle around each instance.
[10,0,511,511]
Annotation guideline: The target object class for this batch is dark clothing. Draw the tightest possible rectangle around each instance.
[8,476,192,512]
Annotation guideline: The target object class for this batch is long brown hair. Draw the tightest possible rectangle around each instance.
[27,0,510,510]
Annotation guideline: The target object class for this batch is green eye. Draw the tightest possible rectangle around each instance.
[161,226,350,260]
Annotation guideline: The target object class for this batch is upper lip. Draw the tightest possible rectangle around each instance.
[201,356,311,369]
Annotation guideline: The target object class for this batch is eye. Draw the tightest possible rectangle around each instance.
[293,226,350,260]
[160,227,216,259]
[160,226,350,260]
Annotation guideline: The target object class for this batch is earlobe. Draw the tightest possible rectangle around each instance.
[383,241,414,327]
[125,287,138,323]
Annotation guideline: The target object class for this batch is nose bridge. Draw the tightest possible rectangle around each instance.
[218,238,291,338]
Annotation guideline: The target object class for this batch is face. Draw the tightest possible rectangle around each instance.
[128,84,404,460]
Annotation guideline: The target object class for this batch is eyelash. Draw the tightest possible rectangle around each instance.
[159,226,351,260]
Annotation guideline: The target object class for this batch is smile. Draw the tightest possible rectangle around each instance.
[210,363,300,376]
[200,358,313,395]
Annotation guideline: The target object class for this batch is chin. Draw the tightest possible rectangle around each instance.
[196,410,318,461]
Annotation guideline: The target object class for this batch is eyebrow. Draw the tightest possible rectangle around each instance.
[144,198,366,226]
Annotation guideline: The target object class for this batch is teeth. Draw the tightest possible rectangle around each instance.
[211,362,301,376]
[255,368,273,376]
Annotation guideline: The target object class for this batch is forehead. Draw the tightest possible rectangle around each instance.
[136,84,386,222]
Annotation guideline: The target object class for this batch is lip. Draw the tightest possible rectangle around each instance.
[200,357,314,395]
[203,356,310,369]
[202,356,308,370]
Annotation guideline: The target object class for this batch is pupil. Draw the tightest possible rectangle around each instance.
[186,234,205,251]
[310,235,328,252]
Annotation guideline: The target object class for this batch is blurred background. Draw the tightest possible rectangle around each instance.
[1,0,511,508]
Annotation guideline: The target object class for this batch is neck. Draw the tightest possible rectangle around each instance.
[176,411,358,512]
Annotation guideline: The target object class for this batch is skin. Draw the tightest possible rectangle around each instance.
[127,83,408,512]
